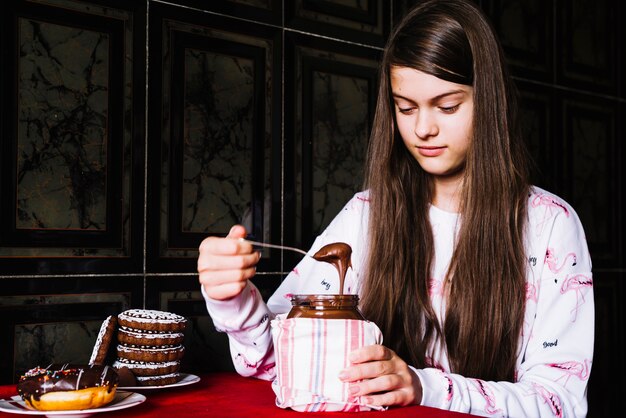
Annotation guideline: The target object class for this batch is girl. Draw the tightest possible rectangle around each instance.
[198,0,594,416]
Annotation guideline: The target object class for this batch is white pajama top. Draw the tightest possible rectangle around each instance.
[202,186,594,417]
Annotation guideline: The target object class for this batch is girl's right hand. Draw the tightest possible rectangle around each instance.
[197,225,261,301]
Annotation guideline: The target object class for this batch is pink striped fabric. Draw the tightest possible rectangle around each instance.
[271,316,385,412]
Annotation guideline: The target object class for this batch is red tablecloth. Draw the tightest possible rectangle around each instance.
[0,372,478,417]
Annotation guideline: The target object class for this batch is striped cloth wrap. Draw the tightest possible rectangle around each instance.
[271,315,385,412]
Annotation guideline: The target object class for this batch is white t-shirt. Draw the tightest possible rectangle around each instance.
[203,186,593,417]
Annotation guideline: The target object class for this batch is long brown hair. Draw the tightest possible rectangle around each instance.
[360,0,530,381]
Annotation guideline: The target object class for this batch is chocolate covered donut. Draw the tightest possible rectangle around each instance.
[18,364,118,411]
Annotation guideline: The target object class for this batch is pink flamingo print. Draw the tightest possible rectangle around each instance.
[525,282,538,303]
[545,248,577,273]
[425,357,445,371]
[470,379,502,415]
[531,194,570,216]
[549,359,591,386]
[429,277,445,298]
[523,279,539,338]
[261,362,276,377]
[442,372,454,402]
[560,274,593,322]
[528,382,563,417]
[347,194,370,211]
[235,352,262,369]
[531,193,570,236]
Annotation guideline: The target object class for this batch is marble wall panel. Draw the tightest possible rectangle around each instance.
[147,4,280,272]
[285,33,379,250]
[0,289,132,383]
[0,0,143,274]
[517,81,556,191]
[145,278,233,373]
[557,0,618,92]
[560,94,619,266]
[144,273,284,374]
[286,0,389,47]
[165,0,282,25]
[486,0,553,81]
[16,21,109,231]
[586,272,624,416]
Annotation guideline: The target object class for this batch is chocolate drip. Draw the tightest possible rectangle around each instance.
[313,242,352,295]
[18,364,118,402]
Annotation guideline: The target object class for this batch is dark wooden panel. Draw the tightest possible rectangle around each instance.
[486,0,553,81]
[516,81,557,192]
[286,0,389,47]
[284,33,380,252]
[144,273,284,374]
[394,0,482,24]
[162,0,282,25]
[0,0,145,274]
[146,3,282,273]
[0,275,142,384]
[558,92,620,267]
[587,272,624,417]
[556,0,618,93]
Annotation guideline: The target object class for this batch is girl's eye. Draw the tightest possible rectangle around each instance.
[440,104,459,114]
[397,107,415,115]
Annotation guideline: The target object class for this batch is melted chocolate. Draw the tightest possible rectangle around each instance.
[312,242,352,295]
[287,294,364,319]
[18,364,118,402]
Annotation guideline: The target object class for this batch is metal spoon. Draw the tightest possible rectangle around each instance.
[239,238,308,256]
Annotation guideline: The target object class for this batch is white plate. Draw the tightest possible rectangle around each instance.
[118,373,200,390]
[0,390,145,418]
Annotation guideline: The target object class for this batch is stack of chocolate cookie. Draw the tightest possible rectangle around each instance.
[113,309,187,386]
[112,309,187,386]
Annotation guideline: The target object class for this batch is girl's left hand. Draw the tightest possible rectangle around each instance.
[338,344,423,407]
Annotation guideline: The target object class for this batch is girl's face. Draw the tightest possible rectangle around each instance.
[391,66,474,181]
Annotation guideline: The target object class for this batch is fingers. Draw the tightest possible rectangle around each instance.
[197,225,260,300]
[345,370,417,407]
[200,265,258,287]
[349,344,391,365]
[338,345,394,383]
[203,281,249,301]
[350,372,402,393]
[226,224,247,239]
[198,249,260,271]
[340,356,392,382]
[361,389,411,407]
[338,345,422,406]
[199,227,252,257]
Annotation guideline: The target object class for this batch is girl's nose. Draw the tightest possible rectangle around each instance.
[414,111,438,139]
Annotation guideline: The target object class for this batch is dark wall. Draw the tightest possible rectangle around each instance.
[0,1,623,416]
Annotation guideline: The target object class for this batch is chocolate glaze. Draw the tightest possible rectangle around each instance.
[18,364,118,402]
[312,242,352,295]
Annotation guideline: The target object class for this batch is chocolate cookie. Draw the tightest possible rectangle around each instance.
[116,343,184,363]
[136,372,180,387]
[117,327,185,346]
[117,309,187,333]
[112,358,180,377]
[89,315,118,366]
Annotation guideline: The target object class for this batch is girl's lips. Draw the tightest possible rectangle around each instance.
[417,146,445,157]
